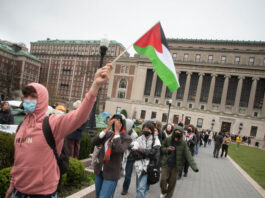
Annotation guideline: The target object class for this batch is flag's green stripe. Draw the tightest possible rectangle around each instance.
[134,45,179,92]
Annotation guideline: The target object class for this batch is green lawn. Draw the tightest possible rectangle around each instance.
[228,143,265,189]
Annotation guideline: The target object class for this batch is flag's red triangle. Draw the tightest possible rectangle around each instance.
[134,22,162,53]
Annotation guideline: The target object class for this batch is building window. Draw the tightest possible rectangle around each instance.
[140,110,146,119]
[165,87,172,98]
[250,126,257,137]
[162,113,168,122]
[200,74,212,102]
[173,115,179,124]
[144,69,154,96]
[235,56,240,64]
[189,104,192,108]
[155,76,163,97]
[119,79,127,88]
[221,56,226,64]
[173,53,177,59]
[240,77,252,107]
[145,98,148,102]
[201,105,205,110]
[184,116,191,126]
[254,78,265,109]
[176,72,187,99]
[155,99,159,104]
[249,57,255,66]
[188,73,199,101]
[151,112,157,119]
[195,54,200,62]
[253,112,258,117]
[177,102,181,107]
[197,118,203,128]
[208,55,213,63]
[184,53,189,62]
[226,76,239,106]
[213,75,225,104]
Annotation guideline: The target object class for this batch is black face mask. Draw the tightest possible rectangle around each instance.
[187,128,192,133]
[175,132,183,139]
[143,131,151,137]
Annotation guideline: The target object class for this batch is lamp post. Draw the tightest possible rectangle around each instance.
[88,38,109,135]
[211,119,215,131]
[166,99,172,125]
[238,123,243,134]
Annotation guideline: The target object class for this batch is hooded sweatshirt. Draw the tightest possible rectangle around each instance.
[10,83,96,195]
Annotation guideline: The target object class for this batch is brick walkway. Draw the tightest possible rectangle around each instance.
[114,144,262,198]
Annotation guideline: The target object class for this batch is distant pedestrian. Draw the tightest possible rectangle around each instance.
[194,128,200,156]
[213,132,223,158]
[0,101,14,124]
[221,132,231,158]
[247,137,251,146]
[208,130,213,145]
[204,131,209,147]
[162,124,174,142]
[236,136,242,150]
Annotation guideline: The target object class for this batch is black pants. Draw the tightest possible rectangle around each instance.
[221,144,229,157]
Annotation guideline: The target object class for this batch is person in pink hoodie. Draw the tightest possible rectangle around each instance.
[5,64,113,198]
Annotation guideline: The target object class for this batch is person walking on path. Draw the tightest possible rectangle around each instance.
[221,132,231,158]
[67,100,85,158]
[160,126,199,198]
[0,101,14,124]
[92,114,132,198]
[213,132,224,158]
[236,135,242,150]
[194,128,200,156]
[121,119,138,195]
[130,121,161,198]
[5,64,113,198]
[208,130,213,145]
[247,136,251,146]
[203,131,209,147]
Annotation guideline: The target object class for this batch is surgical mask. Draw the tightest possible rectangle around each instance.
[23,100,37,113]
[143,131,151,137]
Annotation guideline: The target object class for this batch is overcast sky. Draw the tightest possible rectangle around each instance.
[0,0,265,55]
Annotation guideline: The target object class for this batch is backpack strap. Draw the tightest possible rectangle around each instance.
[16,121,23,133]
[42,116,60,162]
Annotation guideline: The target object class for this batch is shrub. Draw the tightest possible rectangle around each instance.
[66,157,85,186]
[120,109,127,118]
[79,133,93,160]
[0,131,15,170]
[93,128,104,136]
[0,167,12,197]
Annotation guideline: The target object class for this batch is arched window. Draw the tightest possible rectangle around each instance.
[119,79,127,89]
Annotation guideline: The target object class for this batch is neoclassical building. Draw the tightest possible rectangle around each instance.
[105,39,265,140]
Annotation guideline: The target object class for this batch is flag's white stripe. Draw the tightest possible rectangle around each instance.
[155,44,179,85]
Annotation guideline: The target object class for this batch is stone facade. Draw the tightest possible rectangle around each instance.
[105,39,265,139]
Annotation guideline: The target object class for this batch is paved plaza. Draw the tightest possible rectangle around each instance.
[114,145,263,198]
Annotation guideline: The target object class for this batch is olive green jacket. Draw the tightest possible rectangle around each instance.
[161,137,198,172]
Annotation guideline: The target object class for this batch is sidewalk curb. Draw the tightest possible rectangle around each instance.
[228,156,265,198]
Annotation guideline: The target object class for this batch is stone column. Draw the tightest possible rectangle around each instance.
[150,72,157,102]
[247,76,259,115]
[261,92,265,117]
[195,73,204,109]
[220,75,230,112]
[233,76,244,114]
[160,83,167,104]
[207,73,217,110]
[182,71,192,107]
[171,72,179,105]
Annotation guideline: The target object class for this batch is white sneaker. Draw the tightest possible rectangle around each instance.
[160,194,166,198]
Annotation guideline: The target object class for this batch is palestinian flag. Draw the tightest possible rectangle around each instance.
[133,22,179,92]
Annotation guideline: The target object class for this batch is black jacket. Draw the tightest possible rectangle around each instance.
[0,109,14,124]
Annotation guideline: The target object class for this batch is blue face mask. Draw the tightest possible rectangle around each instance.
[23,100,37,113]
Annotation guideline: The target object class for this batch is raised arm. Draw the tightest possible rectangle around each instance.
[49,64,113,142]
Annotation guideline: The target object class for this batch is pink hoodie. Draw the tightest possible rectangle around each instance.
[10,83,96,195]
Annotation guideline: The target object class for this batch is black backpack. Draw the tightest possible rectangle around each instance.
[147,136,160,185]
[16,117,69,177]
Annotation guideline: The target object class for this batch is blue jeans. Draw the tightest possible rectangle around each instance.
[195,143,199,155]
[122,160,134,192]
[95,171,118,198]
[208,139,212,145]
[11,189,57,198]
[136,173,149,198]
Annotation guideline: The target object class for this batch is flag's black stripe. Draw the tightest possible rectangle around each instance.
[160,24,169,49]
